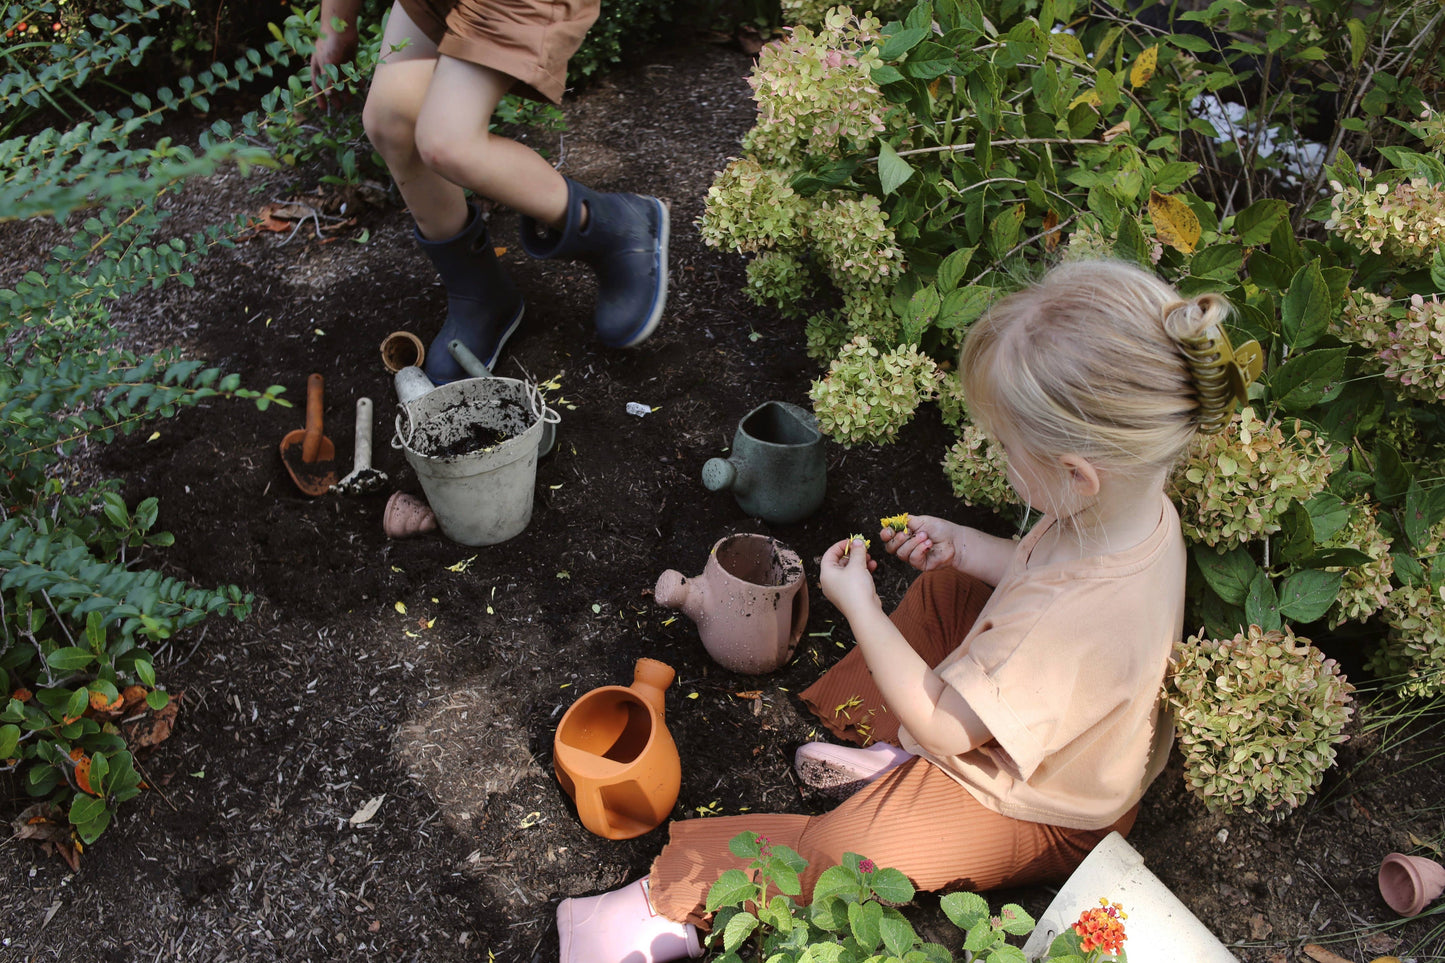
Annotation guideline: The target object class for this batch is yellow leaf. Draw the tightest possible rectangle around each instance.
[1149,190,1201,254]
[394,601,407,615]
[1068,90,1101,109]
[423,617,435,629]
[687,692,700,699]
[146,432,160,443]
[390,566,404,573]
[446,555,477,573]
[1130,45,1158,88]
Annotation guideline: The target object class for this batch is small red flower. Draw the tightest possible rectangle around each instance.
[858,858,875,873]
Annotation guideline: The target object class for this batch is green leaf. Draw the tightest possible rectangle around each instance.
[1304,493,1351,543]
[1404,480,1433,551]
[1373,441,1411,506]
[1278,569,1343,623]
[0,724,19,758]
[706,869,757,911]
[997,903,1034,936]
[869,867,914,904]
[721,911,758,953]
[848,900,884,950]
[879,26,929,60]
[48,647,97,672]
[70,794,112,844]
[878,142,916,196]
[936,247,976,292]
[1245,570,1282,631]
[938,285,994,330]
[1190,243,1243,279]
[728,832,761,859]
[880,915,918,956]
[941,891,990,929]
[1281,260,1332,350]
[1269,347,1346,411]
[1195,546,1258,606]
[1234,198,1290,246]
[986,946,1029,963]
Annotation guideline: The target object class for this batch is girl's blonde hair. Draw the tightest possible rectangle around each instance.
[959,259,1228,473]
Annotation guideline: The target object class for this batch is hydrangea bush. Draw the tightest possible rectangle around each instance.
[1167,626,1355,819]
[702,0,1445,813]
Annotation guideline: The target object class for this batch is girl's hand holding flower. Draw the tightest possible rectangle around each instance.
[820,536,882,622]
[880,514,963,573]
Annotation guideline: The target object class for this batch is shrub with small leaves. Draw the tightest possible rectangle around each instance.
[1171,408,1334,550]
[1369,523,1445,697]
[1167,625,1355,819]
[809,336,941,446]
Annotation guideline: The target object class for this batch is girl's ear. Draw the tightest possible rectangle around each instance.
[1058,454,1101,498]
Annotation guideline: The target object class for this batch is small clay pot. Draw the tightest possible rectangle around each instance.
[1379,852,1445,916]
[383,492,437,538]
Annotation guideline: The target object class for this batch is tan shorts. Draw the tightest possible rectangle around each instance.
[397,0,599,104]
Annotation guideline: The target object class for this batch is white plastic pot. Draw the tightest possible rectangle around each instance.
[392,376,557,546]
[1021,832,1239,963]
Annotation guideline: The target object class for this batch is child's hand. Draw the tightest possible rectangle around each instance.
[879,514,963,572]
[820,537,881,622]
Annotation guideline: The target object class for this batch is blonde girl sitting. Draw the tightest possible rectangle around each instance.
[554,258,1257,963]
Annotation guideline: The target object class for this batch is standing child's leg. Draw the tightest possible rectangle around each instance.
[363,4,525,383]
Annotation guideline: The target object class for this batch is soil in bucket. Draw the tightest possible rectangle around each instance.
[409,395,531,458]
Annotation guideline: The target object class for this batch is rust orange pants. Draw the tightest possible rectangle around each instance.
[648,568,1137,929]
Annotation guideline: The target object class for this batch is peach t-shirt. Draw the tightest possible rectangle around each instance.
[899,492,1186,830]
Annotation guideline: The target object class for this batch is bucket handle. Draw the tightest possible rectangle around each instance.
[390,380,559,452]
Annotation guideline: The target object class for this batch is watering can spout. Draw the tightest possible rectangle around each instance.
[629,658,675,718]
[702,456,742,495]
[654,569,700,622]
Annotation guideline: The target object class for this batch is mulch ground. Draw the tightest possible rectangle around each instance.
[2,32,1443,963]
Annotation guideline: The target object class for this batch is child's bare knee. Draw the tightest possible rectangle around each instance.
[361,95,414,158]
[414,120,485,181]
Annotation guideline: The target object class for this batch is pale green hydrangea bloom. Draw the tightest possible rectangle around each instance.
[941,423,1020,511]
[743,9,888,165]
[1326,501,1394,629]
[809,335,941,445]
[1167,626,1354,819]
[1326,175,1445,269]
[1171,407,1334,549]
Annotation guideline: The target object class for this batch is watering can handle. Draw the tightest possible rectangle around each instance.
[571,782,615,838]
[302,373,325,463]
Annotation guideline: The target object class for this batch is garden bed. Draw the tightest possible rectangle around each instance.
[1,34,1443,963]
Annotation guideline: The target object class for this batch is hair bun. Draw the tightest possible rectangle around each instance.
[1167,298,1263,434]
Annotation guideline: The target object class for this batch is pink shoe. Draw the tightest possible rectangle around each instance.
[557,877,703,963]
[794,741,913,799]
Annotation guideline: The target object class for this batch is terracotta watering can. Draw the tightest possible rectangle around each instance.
[702,401,826,525]
[654,534,809,675]
[553,658,681,840]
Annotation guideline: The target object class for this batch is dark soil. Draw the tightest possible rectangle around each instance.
[3,34,1444,963]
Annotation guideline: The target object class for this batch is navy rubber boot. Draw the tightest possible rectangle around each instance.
[416,202,525,384]
[519,178,668,348]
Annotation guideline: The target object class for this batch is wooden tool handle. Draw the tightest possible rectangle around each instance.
[302,373,325,463]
